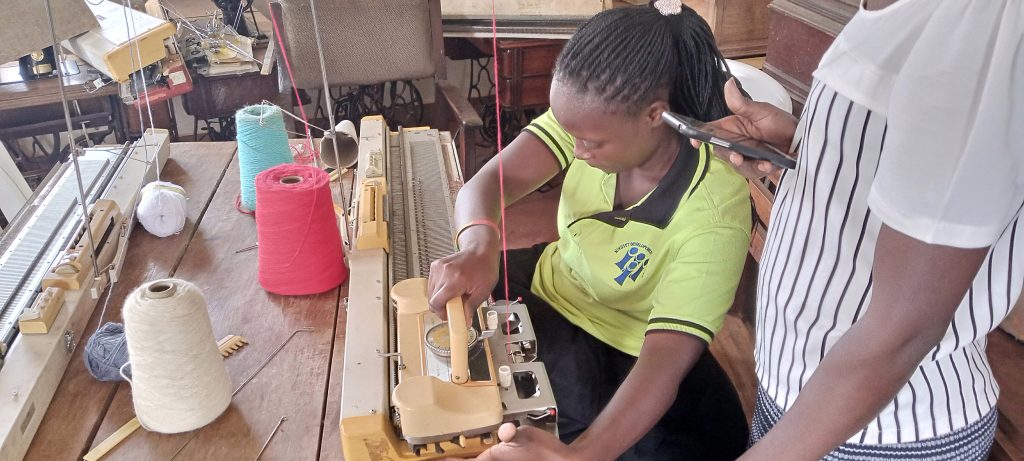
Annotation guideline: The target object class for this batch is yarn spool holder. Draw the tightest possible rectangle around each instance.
[144,281,176,299]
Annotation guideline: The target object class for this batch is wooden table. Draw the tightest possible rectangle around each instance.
[0,62,118,112]
[24,142,349,460]
[20,141,1024,460]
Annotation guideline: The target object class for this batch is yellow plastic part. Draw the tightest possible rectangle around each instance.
[355,181,389,252]
[42,199,121,291]
[445,297,469,384]
[18,287,65,335]
[391,376,502,442]
[341,413,496,460]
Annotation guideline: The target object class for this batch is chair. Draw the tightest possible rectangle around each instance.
[255,0,482,177]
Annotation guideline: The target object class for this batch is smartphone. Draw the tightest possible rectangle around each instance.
[662,111,797,169]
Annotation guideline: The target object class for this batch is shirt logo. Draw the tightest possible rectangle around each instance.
[613,243,652,285]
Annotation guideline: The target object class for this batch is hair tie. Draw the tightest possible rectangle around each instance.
[653,0,682,15]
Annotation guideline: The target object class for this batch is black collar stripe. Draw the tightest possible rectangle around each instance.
[569,142,702,230]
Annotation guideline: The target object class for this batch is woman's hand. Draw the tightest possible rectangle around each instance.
[696,78,799,179]
[443,423,578,461]
[427,226,501,322]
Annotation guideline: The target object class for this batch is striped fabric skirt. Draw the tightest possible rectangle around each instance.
[749,386,996,460]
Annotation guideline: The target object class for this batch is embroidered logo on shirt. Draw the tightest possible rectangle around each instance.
[613,242,652,285]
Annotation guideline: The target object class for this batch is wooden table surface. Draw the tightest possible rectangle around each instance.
[24,141,349,461]
[0,63,118,112]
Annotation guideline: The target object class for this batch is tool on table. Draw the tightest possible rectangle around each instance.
[235,243,258,254]
[168,327,313,460]
[233,327,313,396]
[83,334,249,461]
[253,416,287,461]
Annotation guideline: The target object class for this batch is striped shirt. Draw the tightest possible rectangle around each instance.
[756,0,1024,444]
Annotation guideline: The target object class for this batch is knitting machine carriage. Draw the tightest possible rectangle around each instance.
[340,116,557,459]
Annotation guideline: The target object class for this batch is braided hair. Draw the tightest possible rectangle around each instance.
[554,3,732,122]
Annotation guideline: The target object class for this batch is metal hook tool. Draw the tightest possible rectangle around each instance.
[169,328,313,460]
[254,416,287,460]
[233,327,314,396]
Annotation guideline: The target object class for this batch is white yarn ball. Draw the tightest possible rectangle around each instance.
[137,181,187,238]
[123,279,232,433]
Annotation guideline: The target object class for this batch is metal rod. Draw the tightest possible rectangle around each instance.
[307,0,352,242]
[234,243,258,254]
[233,327,314,396]
[258,100,330,133]
[253,416,287,461]
[120,0,160,180]
[42,0,102,278]
[307,0,342,172]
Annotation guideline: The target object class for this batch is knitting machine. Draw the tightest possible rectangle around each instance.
[340,116,557,459]
[0,130,169,460]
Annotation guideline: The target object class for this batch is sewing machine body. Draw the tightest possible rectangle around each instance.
[62,1,176,83]
[340,117,556,459]
[0,130,169,460]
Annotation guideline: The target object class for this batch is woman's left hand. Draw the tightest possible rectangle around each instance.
[444,423,577,461]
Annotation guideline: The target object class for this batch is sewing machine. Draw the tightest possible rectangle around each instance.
[61,0,176,83]
[340,117,557,459]
[0,130,169,460]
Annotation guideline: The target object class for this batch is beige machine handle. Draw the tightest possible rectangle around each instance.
[447,297,470,384]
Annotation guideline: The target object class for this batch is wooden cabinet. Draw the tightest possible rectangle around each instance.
[493,39,567,110]
[688,0,774,58]
[762,0,856,111]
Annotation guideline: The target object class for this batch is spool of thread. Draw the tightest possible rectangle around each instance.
[123,279,231,433]
[255,164,347,295]
[318,119,359,170]
[136,181,187,238]
[236,104,293,212]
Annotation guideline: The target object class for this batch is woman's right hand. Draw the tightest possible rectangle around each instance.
[427,226,501,323]
[696,78,800,179]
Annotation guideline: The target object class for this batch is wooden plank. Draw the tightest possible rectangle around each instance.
[750,224,766,263]
[23,142,237,461]
[320,173,354,461]
[319,285,348,461]
[88,154,344,460]
[709,315,757,423]
[748,179,774,227]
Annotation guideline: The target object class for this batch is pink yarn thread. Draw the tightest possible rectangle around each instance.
[255,164,347,295]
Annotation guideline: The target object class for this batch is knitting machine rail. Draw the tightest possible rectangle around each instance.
[0,130,169,461]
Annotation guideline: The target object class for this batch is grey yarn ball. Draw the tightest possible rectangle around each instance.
[84,322,131,382]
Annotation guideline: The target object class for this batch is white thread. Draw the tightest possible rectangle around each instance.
[137,181,187,238]
[654,0,683,15]
[123,279,231,433]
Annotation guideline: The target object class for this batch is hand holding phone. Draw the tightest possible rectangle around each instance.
[662,111,797,169]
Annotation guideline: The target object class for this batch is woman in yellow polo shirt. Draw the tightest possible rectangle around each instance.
[427,3,752,460]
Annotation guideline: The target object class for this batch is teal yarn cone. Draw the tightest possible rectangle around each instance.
[236,104,293,211]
